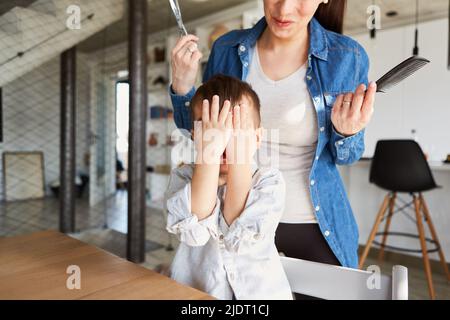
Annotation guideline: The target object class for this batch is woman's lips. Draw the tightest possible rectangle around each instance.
[273,17,293,28]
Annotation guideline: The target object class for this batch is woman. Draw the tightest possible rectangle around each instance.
[169,0,376,278]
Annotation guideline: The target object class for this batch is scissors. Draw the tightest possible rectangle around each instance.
[169,0,188,36]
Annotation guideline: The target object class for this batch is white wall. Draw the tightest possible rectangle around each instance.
[354,18,450,161]
[345,18,450,262]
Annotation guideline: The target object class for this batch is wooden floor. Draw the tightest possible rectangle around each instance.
[363,253,449,300]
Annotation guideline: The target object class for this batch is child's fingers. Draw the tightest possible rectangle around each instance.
[218,100,231,124]
[233,105,241,129]
[211,95,219,123]
[225,111,233,129]
[193,120,203,155]
[240,102,249,130]
[202,99,209,123]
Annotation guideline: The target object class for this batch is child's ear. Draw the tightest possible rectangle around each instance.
[255,127,264,148]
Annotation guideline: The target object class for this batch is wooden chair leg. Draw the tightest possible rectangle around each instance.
[359,194,391,269]
[413,195,436,299]
[378,193,396,264]
[419,194,450,282]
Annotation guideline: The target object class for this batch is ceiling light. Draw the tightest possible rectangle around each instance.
[386,10,398,17]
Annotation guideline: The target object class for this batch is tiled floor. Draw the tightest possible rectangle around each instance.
[0,191,448,300]
[0,190,179,270]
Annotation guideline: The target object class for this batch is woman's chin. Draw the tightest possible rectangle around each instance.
[273,27,296,38]
[269,21,302,39]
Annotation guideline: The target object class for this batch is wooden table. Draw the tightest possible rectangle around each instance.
[0,230,213,300]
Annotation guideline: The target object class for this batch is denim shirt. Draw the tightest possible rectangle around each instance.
[169,17,370,268]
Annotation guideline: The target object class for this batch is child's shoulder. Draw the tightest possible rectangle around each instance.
[252,166,285,188]
[170,163,194,181]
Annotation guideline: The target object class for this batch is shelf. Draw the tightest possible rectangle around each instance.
[148,86,169,93]
[147,171,171,176]
[148,117,173,121]
[148,61,169,69]
[147,144,174,149]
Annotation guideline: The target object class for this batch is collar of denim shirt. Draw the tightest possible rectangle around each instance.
[229,16,329,62]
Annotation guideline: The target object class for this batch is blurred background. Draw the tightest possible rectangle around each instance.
[0,0,448,299]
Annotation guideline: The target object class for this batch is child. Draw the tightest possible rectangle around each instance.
[165,74,292,300]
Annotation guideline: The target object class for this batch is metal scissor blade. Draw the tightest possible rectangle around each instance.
[169,0,188,36]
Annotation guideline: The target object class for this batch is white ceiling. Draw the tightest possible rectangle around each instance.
[79,0,253,51]
[3,0,448,51]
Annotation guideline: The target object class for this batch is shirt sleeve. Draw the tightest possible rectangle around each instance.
[165,167,220,247]
[218,168,286,255]
[169,85,195,131]
[329,126,365,165]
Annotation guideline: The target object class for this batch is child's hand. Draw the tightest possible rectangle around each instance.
[194,95,233,164]
[226,102,258,165]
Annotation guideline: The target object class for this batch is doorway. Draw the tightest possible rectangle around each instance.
[115,81,129,190]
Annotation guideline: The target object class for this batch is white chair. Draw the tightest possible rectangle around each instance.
[280,256,408,300]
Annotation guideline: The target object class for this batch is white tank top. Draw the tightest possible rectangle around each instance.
[247,44,318,224]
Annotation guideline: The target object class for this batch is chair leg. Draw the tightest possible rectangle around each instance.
[378,193,396,264]
[359,194,391,269]
[419,194,450,282]
[413,195,436,299]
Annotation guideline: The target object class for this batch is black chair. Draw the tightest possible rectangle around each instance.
[359,140,449,299]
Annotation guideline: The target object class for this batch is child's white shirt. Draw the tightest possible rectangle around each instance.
[165,164,293,300]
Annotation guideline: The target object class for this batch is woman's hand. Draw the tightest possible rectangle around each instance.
[170,35,203,96]
[194,95,233,164]
[331,81,377,137]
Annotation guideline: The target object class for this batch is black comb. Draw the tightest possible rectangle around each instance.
[375,55,430,93]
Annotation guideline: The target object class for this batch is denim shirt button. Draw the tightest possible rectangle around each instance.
[243,61,249,67]
[239,45,246,52]
[338,141,344,146]
[324,230,330,237]
[315,206,320,211]
[315,156,319,161]
[184,101,190,107]
[307,75,312,81]
[310,180,315,186]
[320,127,325,132]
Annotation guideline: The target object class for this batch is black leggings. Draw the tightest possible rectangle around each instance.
[275,223,341,300]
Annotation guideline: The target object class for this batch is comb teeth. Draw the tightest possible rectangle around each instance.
[376,56,430,92]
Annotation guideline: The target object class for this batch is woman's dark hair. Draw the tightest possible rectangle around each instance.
[314,0,347,34]
[190,74,261,125]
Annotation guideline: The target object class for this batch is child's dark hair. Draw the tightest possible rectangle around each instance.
[190,74,261,126]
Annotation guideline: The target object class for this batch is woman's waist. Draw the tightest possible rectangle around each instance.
[258,144,316,170]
